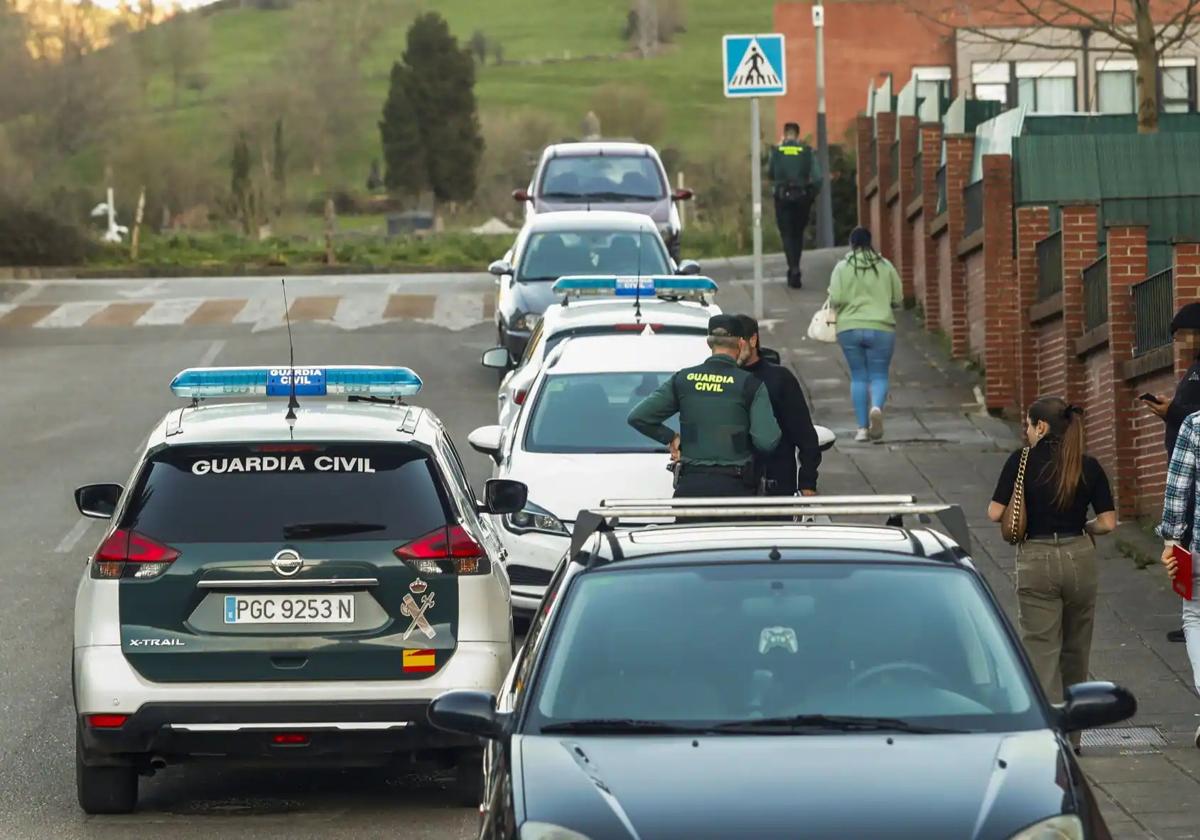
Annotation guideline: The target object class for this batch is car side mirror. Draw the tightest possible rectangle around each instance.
[672,187,694,201]
[676,259,701,276]
[75,483,123,519]
[483,478,528,515]
[468,425,504,460]
[1057,681,1136,733]
[814,425,836,452]
[428,690,508,739]
[512,189,530,202]
[481,347,512,370]
[488,260,513,277]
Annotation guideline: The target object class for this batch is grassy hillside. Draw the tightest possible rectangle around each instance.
[111,0,777,205]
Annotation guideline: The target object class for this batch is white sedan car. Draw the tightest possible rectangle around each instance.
[482,276,720,429]
[469,333,708,612]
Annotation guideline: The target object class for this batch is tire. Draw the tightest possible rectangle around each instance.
[453,751,485,808]
[76,727,137,814]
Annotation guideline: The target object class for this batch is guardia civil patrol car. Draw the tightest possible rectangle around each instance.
[71,365,527,814]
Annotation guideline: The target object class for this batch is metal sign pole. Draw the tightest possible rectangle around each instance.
[813,3,834,249]
[750,96,764,320]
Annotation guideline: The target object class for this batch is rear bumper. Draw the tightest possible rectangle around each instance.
[78,700,476,766]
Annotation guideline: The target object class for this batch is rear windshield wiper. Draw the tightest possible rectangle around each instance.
[710,714,969,735]
[281,521,388,539]
[540,718,708,735]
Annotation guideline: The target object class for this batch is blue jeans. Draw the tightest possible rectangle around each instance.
[836,329,896,428]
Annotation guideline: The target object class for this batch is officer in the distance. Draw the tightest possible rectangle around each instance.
[768,121,821,289]
[628,315,781,498]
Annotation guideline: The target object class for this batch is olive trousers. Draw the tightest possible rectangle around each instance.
[1016,535,1098,704]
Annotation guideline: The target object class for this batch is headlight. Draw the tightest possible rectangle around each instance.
[511,312,540,332]
[1007,816,1084,840]
[506,501,568,536]
[520,823,591,840]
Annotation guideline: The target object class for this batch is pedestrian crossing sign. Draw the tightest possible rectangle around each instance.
[723,33,786,98]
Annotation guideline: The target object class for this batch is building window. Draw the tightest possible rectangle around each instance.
[1162,60,1197,113]
[972,62,1010,105]
[914,65,952,107]
[1097,69,1135,113]
[1016,60,1077,113]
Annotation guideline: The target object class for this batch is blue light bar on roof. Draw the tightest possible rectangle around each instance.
[169,366,423,399]
[552,275,718,299]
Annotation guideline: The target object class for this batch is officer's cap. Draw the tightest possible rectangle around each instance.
[1172,303,1200,334]
[708,314,751,338]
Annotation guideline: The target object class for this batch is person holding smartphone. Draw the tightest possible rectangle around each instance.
[1144,303,1200,643]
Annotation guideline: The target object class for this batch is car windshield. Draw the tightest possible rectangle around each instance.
[539,155,665,200]
[524,372,678,454]
[528,563,1043,733]
[516,230,670,282]
[122,444,449,543]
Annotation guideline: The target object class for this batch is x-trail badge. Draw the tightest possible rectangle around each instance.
[271,549,303,577]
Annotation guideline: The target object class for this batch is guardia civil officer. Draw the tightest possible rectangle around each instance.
[628,315,781,498]
[1144,302,1200,643]
[736,315,821,496]
[768,121,821,289]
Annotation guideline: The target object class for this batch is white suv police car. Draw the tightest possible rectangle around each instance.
[71,365,527,814]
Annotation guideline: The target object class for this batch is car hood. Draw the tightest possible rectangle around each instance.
[533,198,670,224]
[511,452,674,523]
[510,280,564,320]
[517,730,1080,840]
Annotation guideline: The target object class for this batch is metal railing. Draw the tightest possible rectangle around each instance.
[1133,267,1174,356]
[866,136,878,181]
[1035,230,1063,301]
[963,180,983,236]
[935,164,947,215]
[912,152,924,198]
[889,141,899,184]
[1082,255,1108,331]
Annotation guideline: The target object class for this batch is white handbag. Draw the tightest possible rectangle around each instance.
[806,297,838,343]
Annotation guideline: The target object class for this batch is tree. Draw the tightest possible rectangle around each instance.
[907,0,1200,133]
[230,129,254,235]
[469,29,488,64]
[378,60,424,198]
[402,12,483,208]
[272,117,286,216]
[160,8,209,107]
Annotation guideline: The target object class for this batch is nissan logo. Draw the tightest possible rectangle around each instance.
[271,549,303,577]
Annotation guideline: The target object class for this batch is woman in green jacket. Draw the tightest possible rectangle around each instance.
[828,227,903,442]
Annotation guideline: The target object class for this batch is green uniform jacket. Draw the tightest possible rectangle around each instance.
[627,354,781,465]
[767,140,821,198]
[828,249,903,333]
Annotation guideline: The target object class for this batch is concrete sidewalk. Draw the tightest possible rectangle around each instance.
[720,247,1200,840]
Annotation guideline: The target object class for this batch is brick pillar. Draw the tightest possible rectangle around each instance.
[1015,206,1051,413]
[944,134,975,358]
[1173,241,1200,376]
[873,112,897,262]
[919,123,943,332]
[855,115,874,227]
[1060,204,1100,407]
[1107,225,1150,519]
[894,116,919,303]
[981,154,1016,413]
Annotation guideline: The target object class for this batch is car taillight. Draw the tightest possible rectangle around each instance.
[395,524,489,576]
[87,714,129,729]
[272,732,310,745]
[92,528,180,580]
[514,389,528,406]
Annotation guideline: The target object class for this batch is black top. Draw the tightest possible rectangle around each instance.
[743,355,821,492]
[1164,354,1200,456]
[991,438,1115,536]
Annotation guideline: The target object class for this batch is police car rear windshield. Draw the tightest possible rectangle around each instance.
[517,231,670,282]
[121,444,450,543]
[539,155,666,201]
[525,372,678,454]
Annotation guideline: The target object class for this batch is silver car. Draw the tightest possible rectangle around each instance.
[513,141,693,261]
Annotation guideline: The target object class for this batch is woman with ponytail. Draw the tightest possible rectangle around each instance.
[988,397,1117,746]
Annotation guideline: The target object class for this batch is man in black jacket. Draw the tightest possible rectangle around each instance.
[1146,303,1200,643]
[736,315,821,495]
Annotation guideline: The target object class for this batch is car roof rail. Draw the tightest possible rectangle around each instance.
[570,496,970,558]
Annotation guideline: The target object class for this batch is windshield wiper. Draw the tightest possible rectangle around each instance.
[281,521,388,539]
[517,275,560,283]
[541,191,587,199]
[710,714,969,735]
[582,191,660,201]
[540,718,708,735]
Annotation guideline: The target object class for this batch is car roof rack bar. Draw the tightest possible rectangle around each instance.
[600,495,916,508]
[580,498,971,554]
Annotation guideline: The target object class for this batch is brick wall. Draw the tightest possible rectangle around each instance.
[1082,349,1116,483]
[918,124,943,332]
[1036,315,1068,399]
[890,195,904,289]
[895,116,919,303]
[943,135,975,358]
[870,193,882,250]
[1060,205,1100,406]
[1016,207,1051,413]
[1175,242,1200,375]
[1107,225,1150,518]
[855,115,873,226]
[936,230,952,337]
[912,211,927,309]
[1129,370,1174,515]
[874,113,898,261]
[981,155,1017,412]
[965,250,987,364]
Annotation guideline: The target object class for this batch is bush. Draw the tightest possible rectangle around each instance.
[474,108,563,219]
[0,199,97,266]
[588,84,665,145]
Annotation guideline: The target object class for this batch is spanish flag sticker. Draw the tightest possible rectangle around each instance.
[403,649,436,673]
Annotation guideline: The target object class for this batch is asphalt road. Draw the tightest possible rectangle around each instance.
[0,273,504,839]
